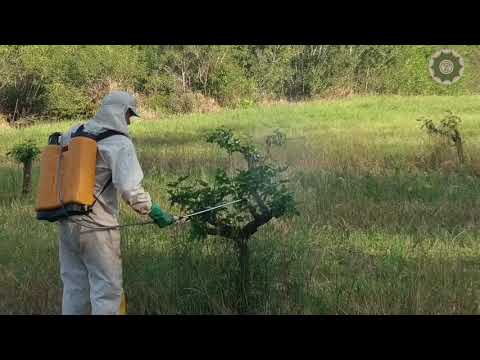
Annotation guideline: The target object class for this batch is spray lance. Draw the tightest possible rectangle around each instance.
[67,198,245,231]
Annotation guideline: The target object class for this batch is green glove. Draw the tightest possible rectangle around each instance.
[149,203,175,228]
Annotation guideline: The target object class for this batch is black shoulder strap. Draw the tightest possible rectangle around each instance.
[72,124,128,142]
[95,129,128,142]
[71,125,96,140]
[91,176,112,208]
[97,177,112,197]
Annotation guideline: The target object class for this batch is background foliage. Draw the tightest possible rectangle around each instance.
[2,45,480,123]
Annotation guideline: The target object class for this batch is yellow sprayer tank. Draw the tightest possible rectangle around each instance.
[61,137,97,206]
[35,144,62,211]
[36,136,98,221]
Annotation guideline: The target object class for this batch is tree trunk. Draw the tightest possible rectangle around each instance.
[22,159,32,195]
[455,138,465,165]
[182,69,186,93]
[237,239,250,314]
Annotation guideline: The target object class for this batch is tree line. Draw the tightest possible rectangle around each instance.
[1,45,479,123]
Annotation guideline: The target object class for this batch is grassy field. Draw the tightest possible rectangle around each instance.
[1,95,480,314]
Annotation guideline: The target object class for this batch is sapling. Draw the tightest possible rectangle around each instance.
[265,128,287,158]
[418,110,465,165]
[6,140,41,195]
[167,128,298,313]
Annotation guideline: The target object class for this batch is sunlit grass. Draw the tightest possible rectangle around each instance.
[1,95,480,314]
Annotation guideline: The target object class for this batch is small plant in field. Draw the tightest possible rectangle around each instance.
[265,128,287,158]
[6,140,41,195]
[167,127,298,313]
[418,111,465,165]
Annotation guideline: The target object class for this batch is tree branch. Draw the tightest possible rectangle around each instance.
[247,203,261,222]
[206,221,238,239]
[253,192,269,215]
[239,211,273,240]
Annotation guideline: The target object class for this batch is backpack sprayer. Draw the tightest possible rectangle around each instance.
[35,127,129,222]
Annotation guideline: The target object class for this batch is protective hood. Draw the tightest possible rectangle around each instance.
[84,91,139,136]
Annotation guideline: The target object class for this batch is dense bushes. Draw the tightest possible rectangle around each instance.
[0,45,144,122]
[1,45,480,123]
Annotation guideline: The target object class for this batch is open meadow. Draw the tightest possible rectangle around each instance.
[1,95,480,314]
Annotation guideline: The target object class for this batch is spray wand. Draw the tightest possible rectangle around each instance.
[67,199,245,231]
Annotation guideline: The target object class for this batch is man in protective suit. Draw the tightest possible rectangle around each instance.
[58,91,174,315]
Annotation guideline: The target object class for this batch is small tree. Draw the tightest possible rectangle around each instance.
[265,128,287,158]
[418,110,465,165]
[6,140,41,195]
[167,128,298,313]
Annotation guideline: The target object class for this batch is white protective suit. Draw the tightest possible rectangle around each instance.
[58,91,152,315]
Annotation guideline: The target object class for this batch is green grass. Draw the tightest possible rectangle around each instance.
[1,95,480,314]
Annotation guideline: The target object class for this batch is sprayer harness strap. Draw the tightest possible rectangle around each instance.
[71,124,129,142]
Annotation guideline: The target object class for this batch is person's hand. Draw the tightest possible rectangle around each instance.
[149,203,175,228]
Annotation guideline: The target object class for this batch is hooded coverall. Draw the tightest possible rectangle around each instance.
[58,91,152,315]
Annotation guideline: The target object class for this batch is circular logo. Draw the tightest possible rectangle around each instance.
[439,60,454,75]
[429,49,464,85]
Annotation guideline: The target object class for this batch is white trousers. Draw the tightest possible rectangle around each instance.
[59,221,123,315]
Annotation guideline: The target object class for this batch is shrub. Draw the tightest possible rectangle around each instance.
[208,60,258,107]
[46,82,91,120]
[0,45,146,122]
[0,71,48,122]
[6,140,41,195]
[167,128,298,313]
[418,111,465,165]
